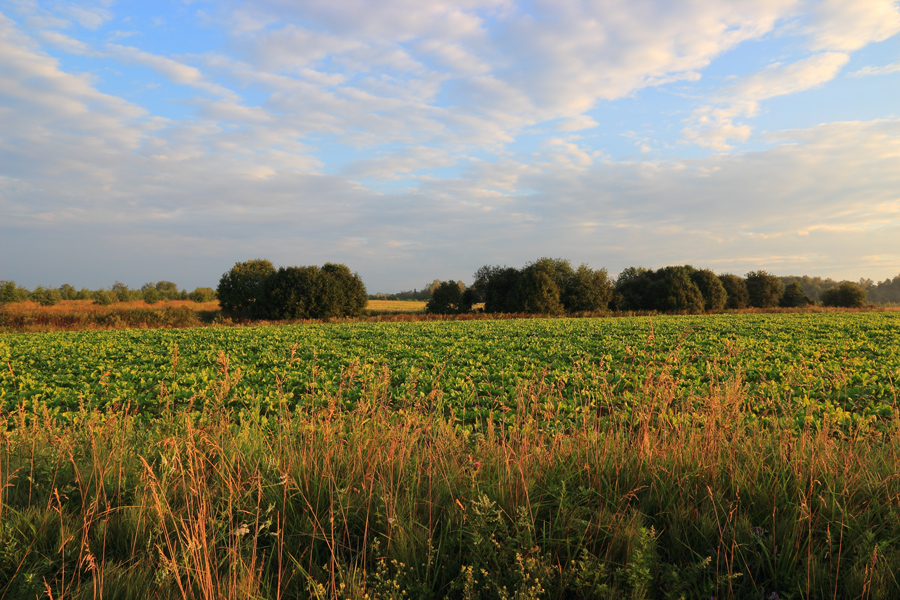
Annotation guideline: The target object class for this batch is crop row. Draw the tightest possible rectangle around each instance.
[1,312,898,429]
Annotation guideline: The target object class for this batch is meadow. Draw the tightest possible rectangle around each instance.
[1,312,899,598]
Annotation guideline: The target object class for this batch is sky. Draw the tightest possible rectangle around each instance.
[1,0,899,293]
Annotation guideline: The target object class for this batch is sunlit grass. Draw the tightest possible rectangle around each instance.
[2,363,898,599]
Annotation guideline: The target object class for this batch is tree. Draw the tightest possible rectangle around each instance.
[613,267,653,311]
[320,263,368,318]
[0,280,26,304]
[519,270,564,315]
[426,280,470,314]
[649,266,703,314]
[474,266,523,313]
[780,282,813,308]
[264,263,368,320]
[217,259,277,319]
[189,287,218,303]
[58,284,78,300]
[821,282,867,308]
[718,274,749,309]
[143,287,161,304]
[745,270,783,308]
[690,269,727,311]
[563,264,612,312]
[265,266,325,319]
[31,286,61,306]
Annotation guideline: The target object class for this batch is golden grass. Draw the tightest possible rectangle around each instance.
[1,299,221,315]
[365,299,427,312]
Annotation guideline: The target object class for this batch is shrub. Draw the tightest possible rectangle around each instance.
[217,259,277,319]
[690,269,727,311]
[718,274,749,309]
[780,282,813,307]
[30,286,62,306]
[821,282,867,308]
[188,287,217,303]
[425,280,469,314]
[745,270,783,308]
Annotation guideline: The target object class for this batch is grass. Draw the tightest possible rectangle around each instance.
[2,362,899,599]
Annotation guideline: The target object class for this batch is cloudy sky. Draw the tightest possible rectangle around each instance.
[1,0,899,293]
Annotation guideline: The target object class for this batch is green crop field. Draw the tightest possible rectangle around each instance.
[2,312,898,429]
[3,312,900,599]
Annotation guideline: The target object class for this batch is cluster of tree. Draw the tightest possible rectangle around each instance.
[420,261,877,316]
[0,280,216,307]
[217,259,367,320]
[369,280,448,301]
[779,274,900,305]
[425,258,612,315]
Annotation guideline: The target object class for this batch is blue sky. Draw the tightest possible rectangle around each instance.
[1,0,899,293]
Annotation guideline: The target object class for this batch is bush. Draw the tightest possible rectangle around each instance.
[745,270,783,308]
[30,286,62,306]
[264,263,368,320]
[93,290,117,306]
[690,269,727,311]
[425,280,471,315]
[217,259,277,319]
[780,282,813,307]
[188,287,217,303]
[821,282,867,308]
[0,280,27,304]
[718,274,749,309]
[142,287,161,305]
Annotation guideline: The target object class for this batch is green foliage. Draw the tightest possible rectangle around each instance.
[650,266,704,313]
[474,265,523,313]
[188,287,217,303]
[217,258,277,319]
[719,273,749,309]
[30,285,62,306]
[0,280,28,304]
[613,267,653,311]
[320,262,367,318]
[57,284,78,300]
[745,270,784,308]
[690,268,727,311]
[425,280,470,314]
[264,263,367,320]
[821,282,867,308]
[93,290,117,306]
[519,269,565,315]
[780,281,813,307]
[563,264,613,312]
[142,287,161,304]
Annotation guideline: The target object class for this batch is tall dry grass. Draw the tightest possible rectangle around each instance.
[1,366,899,599]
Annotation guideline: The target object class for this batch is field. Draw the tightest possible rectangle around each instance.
[2,312,900,598]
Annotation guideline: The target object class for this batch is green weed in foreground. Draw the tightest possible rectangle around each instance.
[2,370,900,599]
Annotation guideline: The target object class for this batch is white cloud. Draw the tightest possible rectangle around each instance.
[683,52,850,149]
[851,61,900,77]
[806,0,900,51]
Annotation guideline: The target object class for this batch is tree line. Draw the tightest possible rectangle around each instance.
[423,259,890,315]
[0,280,217,307]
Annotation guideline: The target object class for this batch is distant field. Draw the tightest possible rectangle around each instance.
[365,298,427,312]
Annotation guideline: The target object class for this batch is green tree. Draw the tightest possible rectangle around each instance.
[562,264,612,312]
[690,269,727,311]
[613,267,653,311]
[265,266,324,319]
[217,259,277,319]
[519,270,564,315]
[188,287,217,303]
[718,274,749,309]
[780,282,813,307]
[474,266,523,313]
[58,284,77,300]
[143,287,161,304]
[320,263,368,318]
[0,280,26,304]
[650,266,704,314]
[745,270,783,308]
[30,286,61,306]
[426,280,469,314]
[821,282,867,308]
